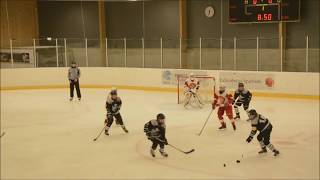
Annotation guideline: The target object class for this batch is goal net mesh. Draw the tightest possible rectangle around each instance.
[177,75,215,104]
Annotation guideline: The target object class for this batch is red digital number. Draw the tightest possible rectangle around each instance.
[264,14,268,20]
[253,0,257,5]
[257,14,273,21]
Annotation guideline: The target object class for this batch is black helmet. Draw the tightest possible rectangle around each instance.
[248,109,258,120]
[156,113,165,120]
[110,87,117,95]
[71,61,77,67]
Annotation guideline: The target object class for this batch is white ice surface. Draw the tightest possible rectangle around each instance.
[1,89,319,179]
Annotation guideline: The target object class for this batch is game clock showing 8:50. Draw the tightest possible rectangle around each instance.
[229,0,300,24]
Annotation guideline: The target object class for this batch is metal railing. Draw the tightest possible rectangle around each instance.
[0,36,319,72]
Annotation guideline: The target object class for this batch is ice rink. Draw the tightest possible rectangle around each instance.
[1,89,319,179]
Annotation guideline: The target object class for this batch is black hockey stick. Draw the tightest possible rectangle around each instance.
[192,92,203,104]
[197,109,214,136]
[168,144,195,154]
[0,132,5,138]
[93,125,108,141]
[193,93,204,107]
[155,137,195,154]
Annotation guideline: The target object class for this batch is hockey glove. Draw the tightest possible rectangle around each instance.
[246,136,253,143]
[164,139,168,145]
[146,132,151,138]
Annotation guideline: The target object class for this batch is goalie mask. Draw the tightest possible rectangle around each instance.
[189,73,195,79]
[219,86,226,94]
[248,109,258,120]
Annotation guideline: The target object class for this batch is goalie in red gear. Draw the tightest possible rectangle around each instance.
[212,86,236,130]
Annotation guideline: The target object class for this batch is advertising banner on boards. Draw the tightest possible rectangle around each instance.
[219,72,275,90]
[162,70,208,85]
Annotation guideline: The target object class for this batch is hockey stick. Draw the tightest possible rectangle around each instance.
[193,93,204,107]
[168,144,195,154]
[197,109,214,136]
[0,132,5,138]
[155,137,195,154]
[93,124,108,141]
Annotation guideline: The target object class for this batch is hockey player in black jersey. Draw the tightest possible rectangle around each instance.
[246,109,280,156]
[104,88,129,135]
[233,82,252,120]
[144,113,168,158]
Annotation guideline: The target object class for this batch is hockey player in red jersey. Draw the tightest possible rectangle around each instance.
[212,86,236,130]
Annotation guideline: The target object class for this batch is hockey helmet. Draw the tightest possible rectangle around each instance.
[238,82,244,87]
[71,61,77,67]
[156,113,166,124]
[238,82,244,91]
[248,109,258,120]
[110,87,117,96]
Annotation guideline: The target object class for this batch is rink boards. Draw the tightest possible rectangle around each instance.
[1,67,319,100]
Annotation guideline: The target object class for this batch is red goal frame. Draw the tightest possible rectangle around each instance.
[177,75,216,104]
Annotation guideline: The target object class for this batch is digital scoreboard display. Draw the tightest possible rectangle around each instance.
[229,0,300,23]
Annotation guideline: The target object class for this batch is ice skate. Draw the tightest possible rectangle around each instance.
[122,126,129,133]
[104,129,109,136]
[150,149,156,157]
[231,122,236,131]
[258,148,267,154]
[159,149,168,157]
[219,122,226,130]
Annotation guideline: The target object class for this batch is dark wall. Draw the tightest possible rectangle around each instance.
[144,1,179,39]
[105,2,143,39]
[37,0,319,48]
[105,0,179,39]
[38,0,99,39]
[286,0,319,48]
[187,0,221,39]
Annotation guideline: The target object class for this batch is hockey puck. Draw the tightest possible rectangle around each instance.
[236,160,240,163]
[223,163,226,167]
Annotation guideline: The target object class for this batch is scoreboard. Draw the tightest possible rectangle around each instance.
[229,0,300,23]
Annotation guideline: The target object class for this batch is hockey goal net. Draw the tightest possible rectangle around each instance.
[177,75,216,104]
